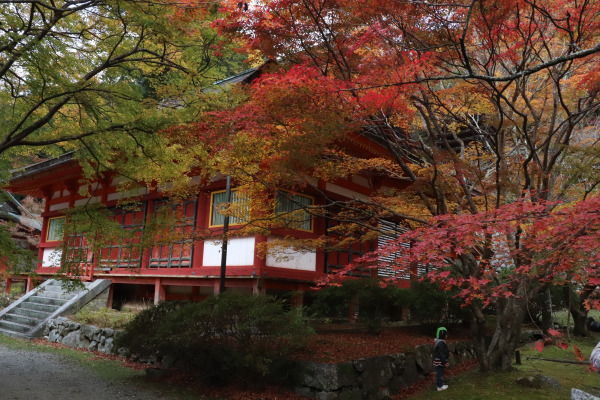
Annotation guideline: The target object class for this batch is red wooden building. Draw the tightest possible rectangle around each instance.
[3,69,412,309]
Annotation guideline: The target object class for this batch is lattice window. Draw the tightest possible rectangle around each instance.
[64,233,93,275]
[98,205,146,269]
[46,216,65,241]
[149,198,197,268]
[377,220,410,280]
[275,191,313,231]
[210,190,249,226]
[324,216,375,277]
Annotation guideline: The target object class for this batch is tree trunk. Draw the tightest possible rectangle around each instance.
[566,285,595,336]
[468,285,529,371]
[540,287,553,334]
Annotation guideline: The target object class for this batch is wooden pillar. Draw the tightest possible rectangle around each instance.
[193,192,209,270]
[4,279,11,295]
[153,278,165,305]
[253,234,267,277]
[106,284,114,309]
[291,290,304,307]
[25,276,34,292]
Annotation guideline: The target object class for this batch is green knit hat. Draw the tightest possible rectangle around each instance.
[436,327,448,338]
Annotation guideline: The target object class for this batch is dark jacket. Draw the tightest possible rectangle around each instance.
[433,338,449,367]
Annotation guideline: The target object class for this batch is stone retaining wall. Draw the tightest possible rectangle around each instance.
[293,341,476,400]
[44,317,476,400]
[44,317,117,354]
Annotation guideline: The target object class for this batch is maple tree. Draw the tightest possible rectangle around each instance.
[0,0,251,270]
[163,0,600,371]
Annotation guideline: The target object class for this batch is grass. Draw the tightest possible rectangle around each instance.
[69,305,137,329]
[552,309,600,326]
[411,333,600,400]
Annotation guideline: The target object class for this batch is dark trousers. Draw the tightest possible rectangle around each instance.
[435,365,445,388]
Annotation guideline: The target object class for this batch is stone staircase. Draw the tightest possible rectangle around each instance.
[0,279,111,339]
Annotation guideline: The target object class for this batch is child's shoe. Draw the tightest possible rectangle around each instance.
[437,385,448,391]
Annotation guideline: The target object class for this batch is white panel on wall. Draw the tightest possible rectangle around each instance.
[107,187,148,202]
[42,248,62,267]
[49,202,69,211]
[74,196,101,206]
[52,191,61,199]
[202,237,255,266]
[266,238,316,271]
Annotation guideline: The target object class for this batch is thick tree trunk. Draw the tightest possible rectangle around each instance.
[468,286,529,371]
[540,288,553,334]
[566,285,595,336]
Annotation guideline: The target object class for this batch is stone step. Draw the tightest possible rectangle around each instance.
[2,313,39,327]
[0,328,28,339]
[0,320,31,334]
[34,290,76,300]
[18,301,60,314]
[11,307,52,320]
[41,285,67,293]
[26,296,68,307]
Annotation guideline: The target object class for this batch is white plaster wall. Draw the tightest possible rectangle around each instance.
[107,187,148,201]
[266,238,316,271]
[74,196,101,206]
[49,202,69,211]
[203,237,255,266]
[42,248,62,267]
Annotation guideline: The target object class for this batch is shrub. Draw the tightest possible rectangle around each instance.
[310,279,464,329]
[116,293,314,386]
[403,280,465,325]
[310,279,405,333]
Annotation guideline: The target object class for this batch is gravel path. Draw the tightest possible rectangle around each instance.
[0,345,177,400]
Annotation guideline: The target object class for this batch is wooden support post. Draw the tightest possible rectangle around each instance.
[154,278,165,305]
[4,279,11,294]
[26,276,34,292]
[106,284,114,309]
[292,290,304,307]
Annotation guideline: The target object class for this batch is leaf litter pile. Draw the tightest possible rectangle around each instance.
[34,325,476,399]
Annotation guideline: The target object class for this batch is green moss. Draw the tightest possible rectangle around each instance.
[412,334,600,399]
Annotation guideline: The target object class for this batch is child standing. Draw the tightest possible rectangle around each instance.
[433,327,449,391]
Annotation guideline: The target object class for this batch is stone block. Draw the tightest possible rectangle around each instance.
[355,355,393,393]
[413,344,434,374]
[572,388,600,400]
[516,374,560,389]
[298,361,358,391]
[316,392,340,400]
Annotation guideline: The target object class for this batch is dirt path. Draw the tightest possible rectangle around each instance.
[0,344,178,400]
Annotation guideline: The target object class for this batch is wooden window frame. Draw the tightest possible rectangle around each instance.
[275,190,314,232]
[46,216,66,242]
[149,198,198,269]
[209,189,249,227]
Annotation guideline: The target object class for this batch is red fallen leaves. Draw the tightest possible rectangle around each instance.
[293,325,470,364]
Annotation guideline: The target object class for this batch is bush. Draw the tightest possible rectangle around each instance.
[310,279,405,333]
[310,279,465,329]
[403,280,465,325]
[115,293,314,386]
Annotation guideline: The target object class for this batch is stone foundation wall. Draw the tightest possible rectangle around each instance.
[44,317,476,400]
[293,341,476,400]
[44,317,117,354]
